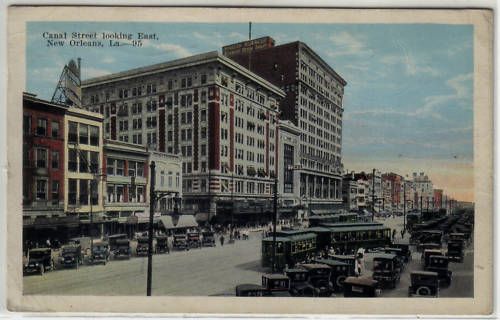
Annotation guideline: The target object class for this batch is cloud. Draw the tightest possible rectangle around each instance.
[380,53,440,77]
[327,32,372,57]
[142,40,192,58]
[101,56,115,64]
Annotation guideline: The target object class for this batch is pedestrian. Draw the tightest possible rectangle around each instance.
[220,234,225,246]
[392,229,397,241]
[46,238,51,248]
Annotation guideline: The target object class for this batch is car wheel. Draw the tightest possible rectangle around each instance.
[416,286,431,296]
[336,275,347,288]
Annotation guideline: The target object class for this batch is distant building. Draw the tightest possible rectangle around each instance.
[223,36,347,210]
[367,169,382,211]
[353,172,369,210]
[412,172,434,210]
[342,172,358,211]
[278,120,301,209]
[382,173,403,210]
[433,189,443,209]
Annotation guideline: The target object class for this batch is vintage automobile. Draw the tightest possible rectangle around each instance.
[201,231,216,247]
[107,234,128,252]
[418,242,442,253]
[422,249,444,269]
[448,233,467,245]
[113,239,131,259]
[285,268,315,297]
[261,274,290,296]
[90,241,110,265]
[447,241,464,262]
[392,242,412,263]
[383,247,405,271]
[298,263,334,297]
[235,284,265,297]
[327,254,356,276]
[24,248,54,275]
[136,236,150,256]
[343,276,380,297]
[372,253,401,289]
[426,255,452,287]
[187,231,201,249]
[155,235,170,254]
[173,233,188,250]
[408,271,439,297]
[60,244,82,268]
[312,258,351,292]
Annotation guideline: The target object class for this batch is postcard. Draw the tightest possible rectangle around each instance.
[6,6,493,315]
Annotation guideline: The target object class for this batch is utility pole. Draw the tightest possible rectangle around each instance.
[420,189,423,216]
[271,172,278,273]
[371,168,375,221]
[403,182,406,231]
[147,161,156,296]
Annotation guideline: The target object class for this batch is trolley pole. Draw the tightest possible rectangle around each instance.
[371,169,375,221]
[146,161,156,296]
[271,173,278,273]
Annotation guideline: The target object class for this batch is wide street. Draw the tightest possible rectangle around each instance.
[24,216,473,297]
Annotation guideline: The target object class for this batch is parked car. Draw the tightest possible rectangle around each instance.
[155,235,170,254]
[448,233,467,245]
[426,255,452,287]
[447,241,464,262]
[418,242,442,253]
[343,276,380,297]
[372,253,400,289]
[107,234,128,252]
[327,254,356,276]
[136,236,149,256]
[262,274,290,296]
[408,271,439,297]
[285,268,314,297]
[113,239,131,259]
[313,258,351,292]
[90,241,110,265]
[187,231,201,249]
[392,241,412,263]
[422,249,444,269]
[60,244,82,268]
[173,233,188,250]
[201,231,216,247]
[298,263,334,297]
[235,284,265,297]
[383,247,405,271]
[24,248,54,275]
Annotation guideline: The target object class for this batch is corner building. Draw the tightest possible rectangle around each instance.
[81,52,285,223]
[223,37,347,210]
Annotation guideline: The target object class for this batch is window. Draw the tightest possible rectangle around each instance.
[90,179,98,205]
[79,151,89,173]
[90,126,99,146]
[79,180,89,205]
[137,162,144,177]
[106,158,115,175]
[68,179,77,205]
[36,179,47,200]
[68,149,77,172]
[116,159,125,175]
[79,124,89,144]
[201,74,207,84]
[201,127,207,139]
[200,109,207,122]
[23,115,31,135]
[51,121,59,138]
[90,151,99,173]
[34,148,46,168]
[51,181,59,204]
[36,118,47,136]
[116,185,124,202]
[51,151,59,169]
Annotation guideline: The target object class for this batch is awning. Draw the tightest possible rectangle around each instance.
[25,215,80,229]
[157,215,199,229]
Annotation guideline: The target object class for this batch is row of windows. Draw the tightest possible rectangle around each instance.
[30,178,60,202]
[24,148,60,170]
[24,116,60,138]
[68,121,100,146]
[68,178,98,206]
[106,184,146,203]
[106,158,145,177]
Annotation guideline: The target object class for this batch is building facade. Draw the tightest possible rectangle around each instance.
[412,172,434,210]
[81,51,285,223]
[342,172,358,211]
[433,189,443,209]
[353,172,369,210]
[382,172,403,210]
[278,120,301,208]
[367,169,383,211]
[223,37,347,210]
[149,151,182,216]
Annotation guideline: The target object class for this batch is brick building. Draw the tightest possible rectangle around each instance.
[223,37,347,210]
[81,51,285,224]
[382,172,403,210]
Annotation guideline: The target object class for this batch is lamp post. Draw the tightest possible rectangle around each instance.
[271,170,278,273]
[403,182,406,232]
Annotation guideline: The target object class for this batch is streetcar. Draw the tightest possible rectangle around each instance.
[261,233,317,271]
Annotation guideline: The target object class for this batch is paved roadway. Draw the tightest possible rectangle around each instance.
[24,216,473,297]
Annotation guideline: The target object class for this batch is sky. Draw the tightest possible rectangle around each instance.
[26,22,474,201]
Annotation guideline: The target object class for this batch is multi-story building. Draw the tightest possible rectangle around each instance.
[23,93,69,241]
[81,51,285,223]
[64,106,104,237]
[382,172,403,210]
[412,172,434,210]
[223,37,347,210]
[342,172,358,211]
[278,120,301,209]
[149,151,182,215]
[433,189,443,209]
[353,172,369,210]
[367,169,382,211]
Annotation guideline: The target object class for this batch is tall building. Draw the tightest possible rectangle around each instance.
[223,37,347,210]
[382,172,403,210]
[278,120,301,208]
[81,51,285,223]
[412,172,434,210]
[367,169,382,211]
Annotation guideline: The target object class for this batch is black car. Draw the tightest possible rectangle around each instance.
[262,274,290,296]
[201,231,216,247]
[408,271,439,297]
[343,276,379,297]
[328,254,356,275]
[60,245,82,268]
[235,284,265,297]
[155,235,170,254]
[90,241,110,265]
[114,239,131,259]
[426,255,452,287]
[313,258,351,292]
[392,242,412,263]
[383,247,405,272]
[372,253,400,289]
[173,233,188,250]
[422,249,443,269]
[24,248,54,275]
[447,241,464,262]
[187,231,201,249]
[285,268,315,297]
[299,263,334,297]
[136,237,149,256]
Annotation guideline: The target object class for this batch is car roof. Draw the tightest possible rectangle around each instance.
[344,276,378,286]
[424,249,443,254]
[411,271,439,276]
[299,263,331,270]
[263,233,316,242]
[373,253,397,260]
[263,273,289,280]
[430,255,449,260]
[312,258,349,266]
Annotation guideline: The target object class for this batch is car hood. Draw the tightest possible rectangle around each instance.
[28,258,44,264]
